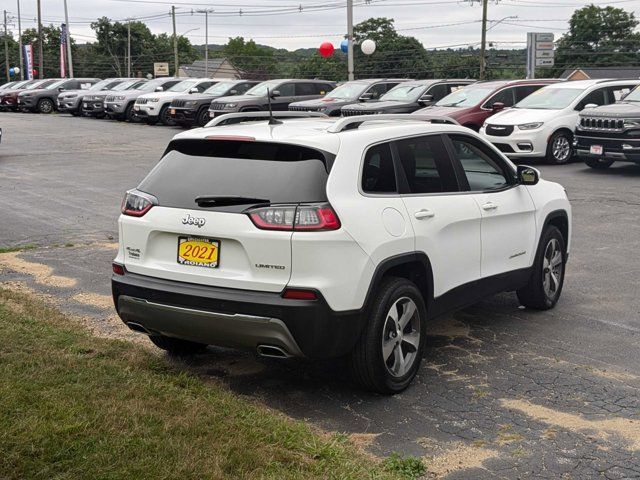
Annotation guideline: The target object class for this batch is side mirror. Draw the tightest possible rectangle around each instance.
[359,92,373,101]
[584,103,598,109]
[189,88,199,94]
[517,165,540,186]
[155,86,164,92]
[228,89,238,95]
[419,94,434,104]
[58,87,65,92]
[270,90,281,98]
[491,102,505,111]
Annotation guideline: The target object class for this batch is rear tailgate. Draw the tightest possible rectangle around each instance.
[119,138,332,293]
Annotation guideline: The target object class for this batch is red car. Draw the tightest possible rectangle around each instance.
[0,79,56,111]
[414,79,561,131]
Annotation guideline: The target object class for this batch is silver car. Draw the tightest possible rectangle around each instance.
[104,77,182,122]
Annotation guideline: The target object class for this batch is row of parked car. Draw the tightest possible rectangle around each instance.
[2,75,640,167]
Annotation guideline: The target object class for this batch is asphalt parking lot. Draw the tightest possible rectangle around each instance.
[1,112,639,479]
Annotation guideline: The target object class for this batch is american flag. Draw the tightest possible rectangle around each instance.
[60,23,67,78]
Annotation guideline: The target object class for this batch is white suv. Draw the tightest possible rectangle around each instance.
[112,112,571,393]
[134,78,218,126]
[480,79,640,164]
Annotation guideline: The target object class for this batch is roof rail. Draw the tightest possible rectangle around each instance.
[204,110,328,127]
[326,114,460,134]
[595,77,640,83]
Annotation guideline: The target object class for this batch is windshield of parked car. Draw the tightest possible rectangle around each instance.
[380,84,426,102]
[89,79,117,91]
[168,80,199,92]
[112,79,142,91]
[621,86,640,102]
[324,82,369,100]
[435,86,495,107]
[246,81,281,96]
[515,87,583,109]
[27,79,56,90]
[45,80,67,90]
[204,81,237,95]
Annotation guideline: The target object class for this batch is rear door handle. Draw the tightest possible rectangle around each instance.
[482,202,498,211]
[414,209,435,219]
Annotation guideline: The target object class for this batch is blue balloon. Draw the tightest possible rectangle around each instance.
[9,68,14,76]
[340,39,349,54]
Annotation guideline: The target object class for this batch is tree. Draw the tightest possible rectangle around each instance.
[291,53,346,81]
[222,37,275,79]
[353,18,430,78]
[555,5,640,70]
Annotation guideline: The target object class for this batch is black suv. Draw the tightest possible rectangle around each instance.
[288,78,411,116]
[170,79,260,127]
[576,85,640,169]
[341,79,475,116]
[208,79,335,118]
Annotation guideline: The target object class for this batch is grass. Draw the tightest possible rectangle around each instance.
[0,289,414,480]
[0,244,37,254]
[381,453,427,479]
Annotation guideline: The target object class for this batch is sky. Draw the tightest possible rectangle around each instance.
[4,0,640,51]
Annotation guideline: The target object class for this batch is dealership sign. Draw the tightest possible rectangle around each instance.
[154,62,170,77]
[526,32,555,78]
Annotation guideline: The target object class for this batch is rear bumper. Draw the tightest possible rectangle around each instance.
[112,270,366,359]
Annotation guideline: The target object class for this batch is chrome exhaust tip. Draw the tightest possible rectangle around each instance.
[256,344,290,359]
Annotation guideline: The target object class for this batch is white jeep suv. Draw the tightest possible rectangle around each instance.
[112,112,571,393]
[480,79,640,164]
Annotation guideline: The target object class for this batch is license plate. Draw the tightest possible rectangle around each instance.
[170,108,176,115]
[177,236,219,268]
[590,145,603,155]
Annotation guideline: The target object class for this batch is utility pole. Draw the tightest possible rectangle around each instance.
[63,0,73,77]
[171,6,179,76]
[479,0,488,80]
[346,0,354,81]
[36,0,42,78]
[3,10,9,82]
[17,0,23,80]
[127,19,131,77]
[195,9,213,77]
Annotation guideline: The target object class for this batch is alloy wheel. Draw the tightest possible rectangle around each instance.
[552,136,571,163]
[542,238,563,300]
[381,297,421,378]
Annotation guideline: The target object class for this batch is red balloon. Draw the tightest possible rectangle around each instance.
[319,42,334,58]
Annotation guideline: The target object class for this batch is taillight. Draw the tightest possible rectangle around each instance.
[247,203,341,231]
[121,190,157,217]
[112,263,125,275]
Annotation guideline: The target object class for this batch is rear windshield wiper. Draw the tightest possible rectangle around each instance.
[195,195,270,207]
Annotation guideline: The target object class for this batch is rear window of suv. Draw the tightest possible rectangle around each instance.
[138,139,332,212]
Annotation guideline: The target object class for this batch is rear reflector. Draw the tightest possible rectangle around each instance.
[112,263,125,275]
[282,288,317,300]
[247,203,341,231]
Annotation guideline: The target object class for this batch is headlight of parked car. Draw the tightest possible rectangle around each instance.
[224,103,238,109]
[149,98,160,103]
[185,100,197,108]
[517,122,544,130]
[623,119,640,128]
[114,95,126,101]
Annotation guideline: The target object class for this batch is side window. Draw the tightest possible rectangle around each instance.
[79,81,93,90]
[449,84,467,94]
[607,85,634,102]
[362,143,397,194]
[449,135,512,191]
[321,83,334,94]
[62,80,77,90]
[295,83,316,96]
[163,80,180,90]
[395,136,459,194]
[366,83,388,99]
[515,85,543,102]
[236,83,254,94]
[426,84,448,102]
[196,82,215,92]
[483,88,515,109]
[576,88,606,110]
[277,83,295,96]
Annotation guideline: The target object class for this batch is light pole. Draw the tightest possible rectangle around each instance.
[127,19,132,77]
[17,0,22,80]
[171,6,178,76]
[195,9,213,77]
[36,0,42,78]
[63,0,73,77]
[346,0,354,81]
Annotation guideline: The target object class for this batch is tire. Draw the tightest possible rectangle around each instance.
[159,105,174,126]
[517,226,566,310]
[349,277,427,394]
[77,104,85,117]
[37,98,55,114]
[149,334,207,356]
[196,106,210,127]
[546,131,573,165]
[585,157,614,169]
[124,102,135,122]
